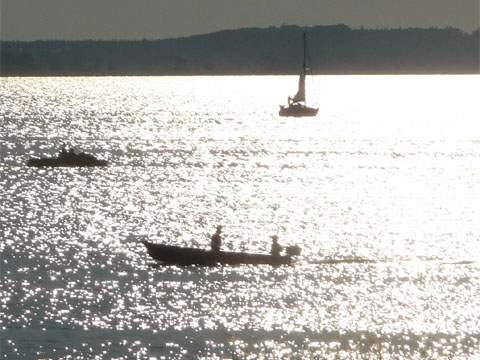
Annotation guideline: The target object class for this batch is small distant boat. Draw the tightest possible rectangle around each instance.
[142,241,301,266]
[27,146,108,167]
[279,31,318,117]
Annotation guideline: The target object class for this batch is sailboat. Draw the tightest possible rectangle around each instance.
[279,31,318,117]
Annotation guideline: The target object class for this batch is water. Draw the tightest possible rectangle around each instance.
[1,75,480,359]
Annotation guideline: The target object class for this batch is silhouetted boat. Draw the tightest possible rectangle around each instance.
[142,241,300,266]
[27,147,108,167]
[279,31,318,117]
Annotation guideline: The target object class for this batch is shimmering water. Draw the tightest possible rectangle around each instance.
[1,75,479,359]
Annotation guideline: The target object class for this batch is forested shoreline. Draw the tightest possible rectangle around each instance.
[1,25,478,75]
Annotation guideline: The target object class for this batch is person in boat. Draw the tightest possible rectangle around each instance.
[211,225,222,253]
[271,235,283,257]
[60,144,68,157]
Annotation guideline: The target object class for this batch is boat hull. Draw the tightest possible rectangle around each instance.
[279,105,318,117]
[27,157,108,167]
[142,241,293,266]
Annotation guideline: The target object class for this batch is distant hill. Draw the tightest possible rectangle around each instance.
[1,25,479,75]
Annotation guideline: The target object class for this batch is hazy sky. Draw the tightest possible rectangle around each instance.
[1,0,479,40]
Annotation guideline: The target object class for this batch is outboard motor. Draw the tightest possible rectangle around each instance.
[286,245,301,256]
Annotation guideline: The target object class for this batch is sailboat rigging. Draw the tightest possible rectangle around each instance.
[279,31,318,117]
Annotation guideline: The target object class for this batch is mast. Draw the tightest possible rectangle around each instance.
[292,31,307,104]
[303,31,306,75]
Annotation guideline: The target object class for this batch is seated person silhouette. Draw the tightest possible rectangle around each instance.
[211,225,222,252]
[270,235,282,257]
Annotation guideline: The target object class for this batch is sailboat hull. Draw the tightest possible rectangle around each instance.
[279,105,318,117]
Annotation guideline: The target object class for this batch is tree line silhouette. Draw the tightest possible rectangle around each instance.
[1,25,478,76]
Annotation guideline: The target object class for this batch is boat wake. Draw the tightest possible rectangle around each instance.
[309,258,476,266]
[310,258,376,265]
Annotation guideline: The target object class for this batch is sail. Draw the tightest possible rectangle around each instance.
[292,71,306,103]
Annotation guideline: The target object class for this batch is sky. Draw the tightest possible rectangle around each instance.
[1,0,479,40]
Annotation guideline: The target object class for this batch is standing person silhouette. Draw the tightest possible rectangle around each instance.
[211,225,222,253]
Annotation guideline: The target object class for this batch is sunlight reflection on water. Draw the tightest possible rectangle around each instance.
[1,75,480,359]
